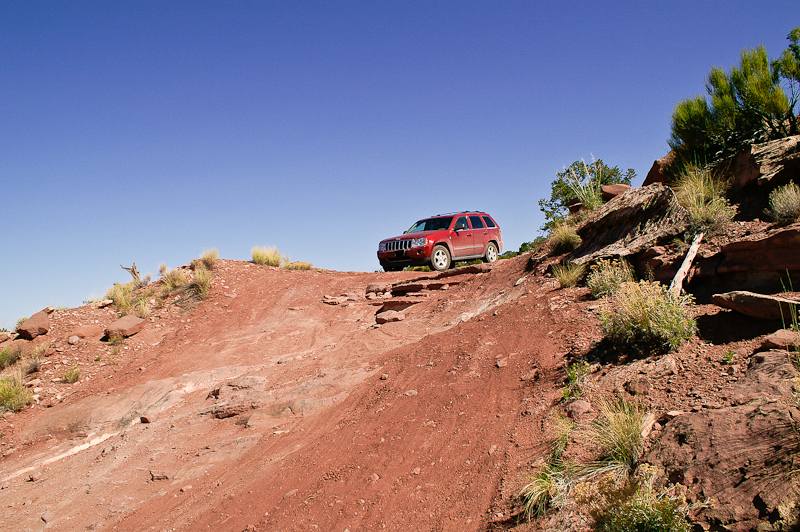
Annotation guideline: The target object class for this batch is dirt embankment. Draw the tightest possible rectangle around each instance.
[0,256,584,531]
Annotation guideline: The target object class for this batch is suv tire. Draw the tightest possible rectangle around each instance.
[431,245,451,271]
[484,242,498,263]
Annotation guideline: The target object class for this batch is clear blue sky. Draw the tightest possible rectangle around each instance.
[1,1,797,329]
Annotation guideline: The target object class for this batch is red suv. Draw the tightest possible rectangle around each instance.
[378,212,503,272]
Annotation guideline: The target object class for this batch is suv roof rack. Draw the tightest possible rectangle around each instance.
[433,211,485,217]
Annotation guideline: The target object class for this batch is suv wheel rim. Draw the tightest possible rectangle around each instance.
[433,249,448,269]
[487,245,497,262]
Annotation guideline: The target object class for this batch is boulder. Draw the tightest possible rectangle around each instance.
[719,134,800,190]
[711,290,798,320]
[105,315,146,338]
[16,310,51,340]
[600,183,631,201]
[70,325,104,340]
[760,328,800,350]
[715,224,800,275]
[568,184,689,265]
[642,151,675,186]
[376,310,404,324]
[0,331,11,343]
[646,350,800,530]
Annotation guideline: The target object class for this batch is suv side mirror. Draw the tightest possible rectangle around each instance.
[454,222,467,231]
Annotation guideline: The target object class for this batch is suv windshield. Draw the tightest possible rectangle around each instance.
[406,216,453,233]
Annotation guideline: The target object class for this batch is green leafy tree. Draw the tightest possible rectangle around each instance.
[538,159,635,231]
[669,28,800,176]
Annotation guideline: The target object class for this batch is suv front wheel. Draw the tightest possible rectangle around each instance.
[431,245,451,271]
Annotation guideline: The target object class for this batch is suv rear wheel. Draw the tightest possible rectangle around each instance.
[431,245,451,271]
[484,242,498,263]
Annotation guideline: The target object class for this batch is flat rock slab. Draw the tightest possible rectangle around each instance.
[105,315,146,337]
[16,310,51,339]
[760,328,800,350]
[711,290,799,320]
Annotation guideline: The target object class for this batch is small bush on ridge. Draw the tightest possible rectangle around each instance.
[105,282,134,315]
[0,345,22,370]
[192,265,213,299]
[766,181,800,224]
[251,245,284,267]
[601,281,696,355]
[582,397,649,482]
[553,262,586,288]
[200,248,219,270]
[587,258,636,299]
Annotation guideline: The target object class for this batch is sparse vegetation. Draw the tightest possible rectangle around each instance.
[191,265,213,299]
[589,468,691,532]
[520,460,575,518]
[0,345,22,370]
[766,181,800,224]
[0,369,32,412]
[675,166,736,234]
[251,245,285,267]
[723,348,736,364]
[108,333,126,347]
[134,298,151,319]
[105,282,134,315]
[587,258,636,299]
[552,261,586,287]
[562,360,591,400]
[63,366,81,384]
[284,261,313,270]
[601,281,696,355]
[200,248,219,270]
[161,267,190,291]
[15,316,28,330]
[582,397,650,482]
[550,223,582,255]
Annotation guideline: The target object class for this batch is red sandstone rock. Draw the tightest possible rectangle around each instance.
[16,310,50,340]
[105,315,146,338]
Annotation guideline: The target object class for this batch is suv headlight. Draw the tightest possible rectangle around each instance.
[378,242,387,251]
[411,237,427,248]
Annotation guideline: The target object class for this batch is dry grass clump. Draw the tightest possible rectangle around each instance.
[200,248,219,270]
[134,298,151,319]
[284,261,313,270]
[191,265,213,299]
[601,281,696,355]
[766,181,800,225]
[675,166,736,234]
[581,397,650,482]
[63,366,81,384]
[160,264,190,291]
[0,368,32,412]
[552,262,586,288]
[251,245,285,267]
[0,345,22,370]
[549,223,582,254]
[587,258,636,299]
[589,468,691,532]
[105,282,134,315]
[562,360,591,400]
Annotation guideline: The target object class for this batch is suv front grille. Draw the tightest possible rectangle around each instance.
[384,239,412,252]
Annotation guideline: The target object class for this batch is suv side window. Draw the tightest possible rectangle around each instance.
[469,215,485,229]
[482,216,496,228]
[454,216,469,231]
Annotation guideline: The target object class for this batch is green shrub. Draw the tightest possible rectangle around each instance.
[284,261,313,270]
[562,361,591,400]
[0,345,22,370]
[587,259,636,299]
[675,166,736,234]
[583,398,649,482]
[766,181,800,225]
[0,370,32,412]
[601,281,696,355]
[200,248,219,270]
[552,262,586,288]
[590,474,690,532]
[549,223,582,254]
[251,245,284,267]
[63,366,81,384]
